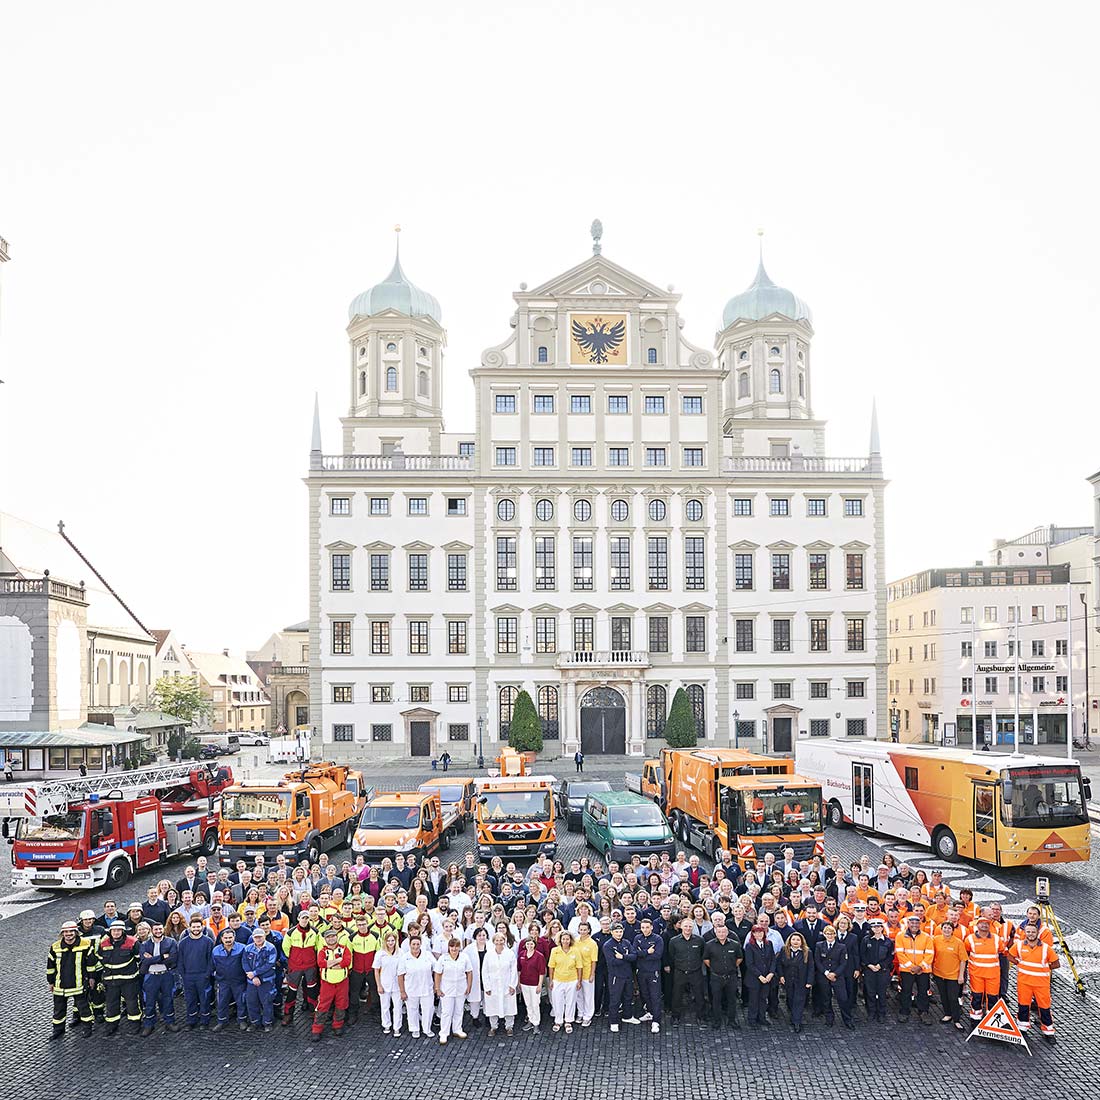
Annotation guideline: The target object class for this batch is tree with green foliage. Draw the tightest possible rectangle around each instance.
[508,689,543,754]
[664,687,697,748]
[150,676,212,728]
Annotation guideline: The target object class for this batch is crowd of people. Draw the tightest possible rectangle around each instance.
[45,845,1061,1043]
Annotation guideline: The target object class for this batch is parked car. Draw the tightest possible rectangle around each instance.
[555,779,612,832]
[235,733,270,747]
[583,791,676,861]
[198,744,223,760]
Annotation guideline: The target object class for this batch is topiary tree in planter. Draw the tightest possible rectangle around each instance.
[508,689,543,755]
[664,687,698,749]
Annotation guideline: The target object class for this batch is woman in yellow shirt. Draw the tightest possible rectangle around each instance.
[547,931,582,1034]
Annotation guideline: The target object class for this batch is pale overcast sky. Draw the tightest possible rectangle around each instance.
[1,2,1098,652]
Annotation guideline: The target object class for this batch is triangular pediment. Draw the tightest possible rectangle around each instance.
[523,254,675,303]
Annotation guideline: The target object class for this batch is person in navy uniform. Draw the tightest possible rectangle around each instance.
[814,923,854,1029]
[632,917,664,1034]
[242,927,279,1031]
[743,924,777,1027]
[212,928,249,1031]
[702,922,743,1029]
[603,924,638,1032]
[665,920,706,1024]
[138,922,180,1037]
[860,919,894,1022]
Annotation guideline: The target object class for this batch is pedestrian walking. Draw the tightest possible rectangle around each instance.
[440,751,452,773]
[574,750,584,774]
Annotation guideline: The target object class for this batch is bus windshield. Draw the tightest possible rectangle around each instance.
[359,805,421,829]
[1001,766,1087,829]
[221,791,292,821]
[739,788,822,836]
[482,791,551,821]
[17,812,85,841]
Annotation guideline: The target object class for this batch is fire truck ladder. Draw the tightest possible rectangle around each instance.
[15,763,213,818]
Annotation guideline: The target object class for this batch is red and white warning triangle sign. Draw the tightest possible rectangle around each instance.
[965,997,1032,1055]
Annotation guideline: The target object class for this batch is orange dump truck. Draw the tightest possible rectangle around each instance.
[218,762,369,865]
[659,748,824,869]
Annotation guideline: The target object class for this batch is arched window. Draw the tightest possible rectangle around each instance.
[769,346,781,357]
[418,370,429,397]
[686,683,706,739]
[647,685,667,738]
[386,342,397,352]
[385,366,398,392]
[738,350,748,361]
[537,345,548,363]
[769,368,782,394]
[738,372,750,398]
[798,373,805,398]
[419,346,428,358]
[358,346,367,359]
[647,347,658,364]
[499,686,518,737]
[359,370,367,396]
[538,685,559,740]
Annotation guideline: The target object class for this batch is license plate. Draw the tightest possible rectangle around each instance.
[507,844,528,851]
[1044,842,1063,850]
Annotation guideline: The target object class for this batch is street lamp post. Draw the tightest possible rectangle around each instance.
[732,709,740,749]
[477,715,485,770]
[1081,593,1091,750]
[890,697,898,743]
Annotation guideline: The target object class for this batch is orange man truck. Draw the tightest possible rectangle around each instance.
[352,790,451,861]
[659,748,824,868]
[475,774,557,861]
[217,762,369,865]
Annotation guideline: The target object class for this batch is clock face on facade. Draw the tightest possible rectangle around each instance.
[570,313,627,365]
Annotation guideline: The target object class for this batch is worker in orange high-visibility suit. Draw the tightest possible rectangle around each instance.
[987,902,1016,999]
[1008,924,1059,1035]
[963,914,1002,1021]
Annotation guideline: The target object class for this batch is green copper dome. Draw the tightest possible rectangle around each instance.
[722,259,811,328]
[348,246,441,324]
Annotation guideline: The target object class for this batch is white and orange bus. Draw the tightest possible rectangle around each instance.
[794,740,1092,867]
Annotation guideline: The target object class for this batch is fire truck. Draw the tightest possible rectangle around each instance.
[2,763,233,891]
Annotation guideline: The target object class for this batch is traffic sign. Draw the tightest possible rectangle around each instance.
[965,997,1031,1055]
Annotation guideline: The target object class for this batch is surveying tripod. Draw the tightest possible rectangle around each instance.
[1036,877,1087,995]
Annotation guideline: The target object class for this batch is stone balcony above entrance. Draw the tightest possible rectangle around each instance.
[556,649,650,669]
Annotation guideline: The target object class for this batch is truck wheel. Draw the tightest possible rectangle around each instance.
[440,830,451,852]
[932,827,958,861]
[200,829,219,856]
[826,800,847,829]
[106,858,130,889]
[457,816,466,834]
[678,814,691,845]
[343,820,355,849]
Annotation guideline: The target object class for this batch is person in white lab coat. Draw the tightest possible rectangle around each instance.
[373,932,403,1036]
[481,932,519,1035]
[397,936,436,1038]
[433,938,473,1044]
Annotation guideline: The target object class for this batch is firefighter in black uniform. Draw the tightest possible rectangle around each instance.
[98,920,142,1034]
[77,909,106,1021]
[47,920,100,1038]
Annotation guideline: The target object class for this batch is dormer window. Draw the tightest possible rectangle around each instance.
[386,366,398,391]
[769,368,782,394]
[537,346,548,363]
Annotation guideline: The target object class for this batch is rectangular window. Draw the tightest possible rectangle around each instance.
[573,617,595,651]
[808,553,828,590]
[1055,604,1068,621]
[535,616,557,654]
[410,685,430,703]
[807,498,826,516]
[370,621,390,655]
[1030,676,1045,692]
[682,395,703,415]
[647,536,668,590]
[984,641,997,658]
[961,677,973,694]
[448,685,469,703]
[1032,640,1045,657]
[608,394,629,414]
[985,676,998,694]
[497,617,518,654]
[735,619,754,652]
[845,553,864,590]
[533,447,555,466]
[370,724,392,743]
[844,498,864,517]
[810,681,829,699]
[495,393,516,414]
[572,536,594,590]
[734,553,754,590]
[961,640,973,657]
[408,497,428,516]
[685,616,706,653]
[570,394,591,414]
[447,553,467,592]
[333,724,354,743]
[571,447,593,467]
[610,536,631,590]
[1008,676,1017,694]
[810,719,830,738]
[683,446,704,467]
[371,684,392,703]
[1057,675,1068,692]
[332,620,352,655]
[773,682,792,700]
[1032,605,1045,623]
[496,536,517,591]
[369,497,390,516]
[773,619,791,652]
[846,618,865,652]
[645,447,667,467]
[961,606,973,624]
[331,553,351,591]
[770,498,790,517]
[904,767,918,791]
[458,441,475,457]
[946,572,962,586]
[983,606,997,623]
[645,395,666,414]
[447,497,468,516]
[330,497,350,516]
[810,617,829,651]
[735,682,755,700]
[771,553,791,590]
[733,497,753,516]
[608,446,630,466]
[534,536,556,590]
[846,719,867,737]
[533,394,555,414]
[408,620,429,655]
[447,620,467,654]
[408,553,428,591]
[648,616,669,653]
[684,536,706,590]
[448,724,470,742]
[331,685,353,704]
[494,446,520,469]
[847,681,866,699]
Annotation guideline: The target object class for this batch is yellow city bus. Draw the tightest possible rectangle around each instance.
[794,740,1092,867]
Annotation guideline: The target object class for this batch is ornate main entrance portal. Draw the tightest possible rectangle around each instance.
[580,686,626,755]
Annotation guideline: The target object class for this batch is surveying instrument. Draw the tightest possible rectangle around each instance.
[1034,876,1087,995]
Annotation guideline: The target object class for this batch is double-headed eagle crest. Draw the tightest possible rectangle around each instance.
[571,316,625,364]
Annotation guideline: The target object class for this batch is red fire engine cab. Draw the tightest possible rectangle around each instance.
[3,763,233,891]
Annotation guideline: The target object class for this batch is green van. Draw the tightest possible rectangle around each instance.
[582,791,676,861]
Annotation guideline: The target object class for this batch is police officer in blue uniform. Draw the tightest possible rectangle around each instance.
[633,917,665,1034]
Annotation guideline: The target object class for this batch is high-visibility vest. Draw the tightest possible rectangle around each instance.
[1014,922,1054,948]
[1009,940,1057,983]
[47,937,100,995]
[895,931,934,973]
[964,933,1001,977]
